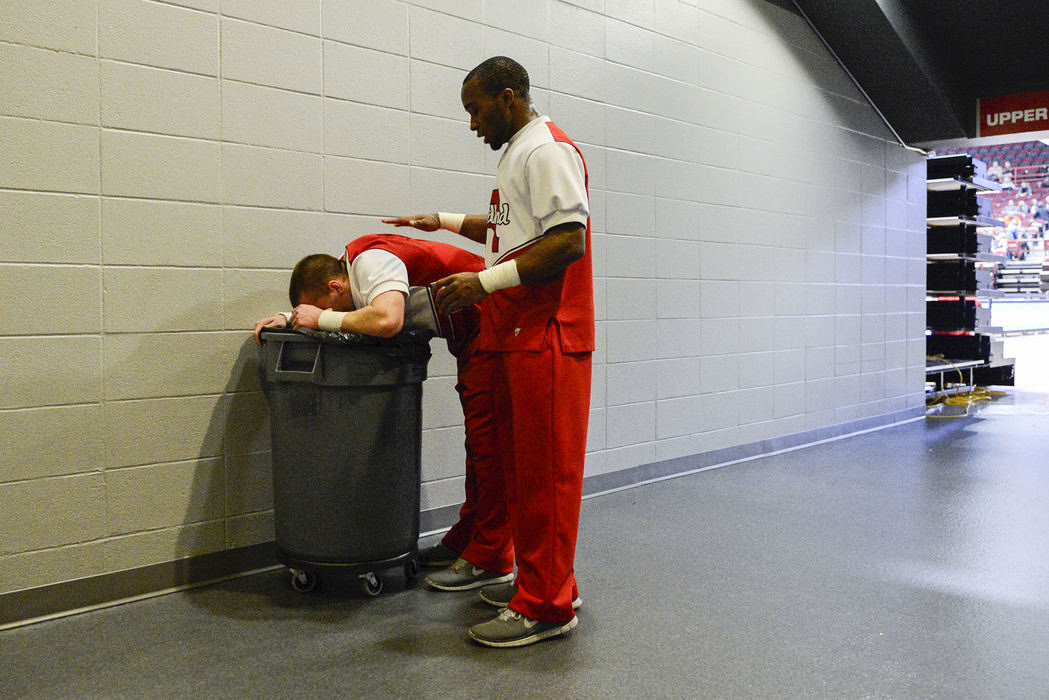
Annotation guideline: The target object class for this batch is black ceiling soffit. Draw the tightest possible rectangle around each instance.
[788,0,1049,145]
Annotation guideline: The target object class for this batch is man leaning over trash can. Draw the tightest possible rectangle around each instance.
[253,233,514,592]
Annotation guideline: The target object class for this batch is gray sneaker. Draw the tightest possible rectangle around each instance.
[424,558,514,592]
[418,542,459,568]
[479,582,582,610]
[468,607,578,648]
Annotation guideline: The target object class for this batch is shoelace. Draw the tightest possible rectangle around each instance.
[497,608,522,622]
[451,558,488,576]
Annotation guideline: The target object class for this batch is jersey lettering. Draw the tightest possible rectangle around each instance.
[488,189,509,253]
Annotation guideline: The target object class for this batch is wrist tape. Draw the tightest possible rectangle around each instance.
[477,260,521,293]
[438,212,465,233]
[318,310,347,332]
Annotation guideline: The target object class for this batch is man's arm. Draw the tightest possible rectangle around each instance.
[431,222,585,315]
[381,213,490,245]
[512,222,586,283]
[292,290,406,338]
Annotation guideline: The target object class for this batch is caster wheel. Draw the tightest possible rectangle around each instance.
[290,569,319,593]
[359,571,384,597]
[404,558,419,585]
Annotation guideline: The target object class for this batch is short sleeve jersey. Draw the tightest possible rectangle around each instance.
[342,234,486,351]
[345,248,410,310]
[481,117,595,353]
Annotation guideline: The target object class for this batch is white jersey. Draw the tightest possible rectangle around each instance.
[347,249,438,334]
[487,116,589,266]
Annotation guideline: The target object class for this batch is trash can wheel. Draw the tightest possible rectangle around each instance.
[404,558,419,585]
[359,571,383,597]
[290,568,319,593]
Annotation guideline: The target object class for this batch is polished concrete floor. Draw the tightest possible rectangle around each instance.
[5,391,1049,698]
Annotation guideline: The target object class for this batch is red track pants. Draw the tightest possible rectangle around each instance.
[500,324,592,623]
[439,340,514,573]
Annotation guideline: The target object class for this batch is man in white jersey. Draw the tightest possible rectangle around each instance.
[384,56,594,648]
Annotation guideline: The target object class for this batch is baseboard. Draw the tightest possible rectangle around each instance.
[579,406,924,496]
[0,543,279,630]
[1,406,921,629]
[421,503,464,536]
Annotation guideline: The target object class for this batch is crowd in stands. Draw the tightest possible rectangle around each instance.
[934,141,1049,260]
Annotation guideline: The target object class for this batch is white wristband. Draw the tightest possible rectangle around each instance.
[317,310,347,332]
[438,212,465,234]
[477,260,521,293]
[278,311,292,323]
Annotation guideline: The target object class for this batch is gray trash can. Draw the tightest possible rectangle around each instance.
[257,326,432,596]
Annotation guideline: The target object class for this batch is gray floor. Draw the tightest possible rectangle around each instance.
[5,391,1049,699]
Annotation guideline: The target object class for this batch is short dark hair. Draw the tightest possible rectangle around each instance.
[288,254,343,306]
[463,56,530,103]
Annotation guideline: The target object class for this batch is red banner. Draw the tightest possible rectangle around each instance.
[979,91,1049,137]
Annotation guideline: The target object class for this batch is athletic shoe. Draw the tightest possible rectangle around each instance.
[468,607,578,648]
[479,582,582,610]
[424,558,514,592]
[417,542,459,568]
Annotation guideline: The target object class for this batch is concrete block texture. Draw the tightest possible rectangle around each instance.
[1,118,99,194]
[0,405,105,482]
[101,131,221,202]
[0,43,99,125]
[409,59,467,120]
[221,143,322,210]
[0,192,99,265]
[0,0,928,598]
[327,42,409,110]
[102,199,222,267]
[0,0,97,54]
[408,7,484,71]
[222,82,322,153]
[221,17,321,94]
[102,332,254,401]
[221,0,320,35]
[223,207,323,269]
[550,2,604,56]
[103,267,224,333]
[0,336,103,410]
[326,101,409,163]
[100,0,218,76]
[323,0,407,55]
[325,156,409,216]
[222,268,289,328]
[102,61,219,139]
[104,395,227,469]
[106,458,226,533]
[102,520,227,574]
[2,265,101,336]
[0,475,107,555]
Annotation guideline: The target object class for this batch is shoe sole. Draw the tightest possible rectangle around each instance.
[479,588,582,611]
[468,615,578,648]
[425,571,514,592]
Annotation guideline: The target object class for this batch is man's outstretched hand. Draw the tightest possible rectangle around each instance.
[381,213,439,231]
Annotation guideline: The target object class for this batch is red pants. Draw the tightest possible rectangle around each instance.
[500,324,592,623]
[439,341,514,573]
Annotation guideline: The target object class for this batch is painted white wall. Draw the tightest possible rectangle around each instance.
[0,0,927,594]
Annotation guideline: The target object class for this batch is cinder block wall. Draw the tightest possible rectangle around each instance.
[0,0,926,598]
